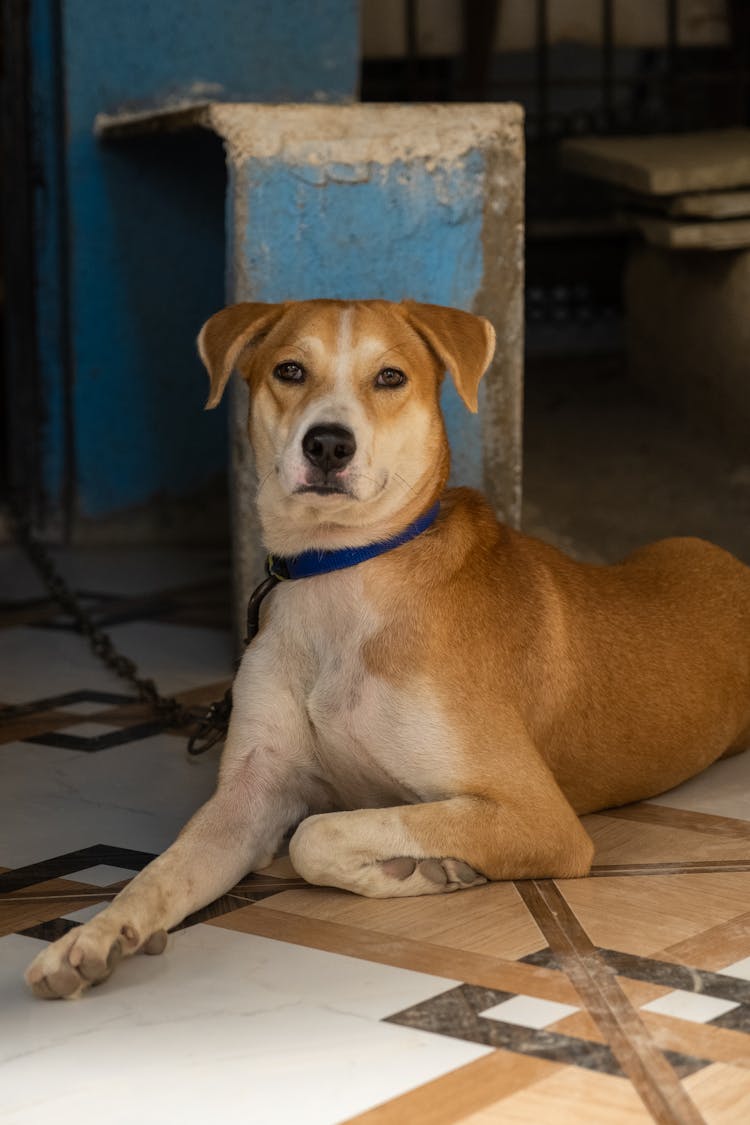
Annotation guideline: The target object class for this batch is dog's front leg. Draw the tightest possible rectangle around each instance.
[289,751,594,898]
[25,666,316,999]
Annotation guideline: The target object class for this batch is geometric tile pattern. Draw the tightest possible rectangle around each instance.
[387,981,709,1078]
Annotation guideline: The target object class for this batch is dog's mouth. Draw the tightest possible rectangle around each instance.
[294,483,352,498]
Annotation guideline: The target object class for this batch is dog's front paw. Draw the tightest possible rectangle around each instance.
[25,914,168,1000]
[290,813,489,897]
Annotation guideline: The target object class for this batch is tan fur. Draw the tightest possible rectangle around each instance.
[26,298,750,997]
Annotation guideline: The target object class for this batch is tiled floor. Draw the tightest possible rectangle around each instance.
[2,543,750,1124]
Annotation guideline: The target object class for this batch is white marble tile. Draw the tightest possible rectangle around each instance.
[718,956,750,981]
[66,864,139,886]
[480,994,580,1029]
[641,989,739,1023]
[1,622,232,705]
[0,628,138,703]
[0,736,217,867]
[106,621,233,693]
[61,904,108,924]
[48,721,121,739]
[0,928,487,1125]
[647,748,750,822]
[56,700,121,716]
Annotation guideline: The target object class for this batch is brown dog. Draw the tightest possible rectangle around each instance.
[26,299,750,998]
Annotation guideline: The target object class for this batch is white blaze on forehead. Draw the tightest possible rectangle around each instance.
[284,310,394,395]
[331,307,354,394]
[331,308,395,396]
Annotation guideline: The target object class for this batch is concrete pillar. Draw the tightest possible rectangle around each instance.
[625,244,750,452]
[212,104,525,626]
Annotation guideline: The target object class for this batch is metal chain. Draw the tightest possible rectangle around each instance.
[1,500,214,743]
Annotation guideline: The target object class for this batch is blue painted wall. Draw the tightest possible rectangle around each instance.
[237,153,486,486]
[32,0,359,521]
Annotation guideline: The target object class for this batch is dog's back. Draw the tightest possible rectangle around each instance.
[366,488,750,814]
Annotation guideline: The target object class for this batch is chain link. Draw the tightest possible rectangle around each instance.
[2,500,208,737]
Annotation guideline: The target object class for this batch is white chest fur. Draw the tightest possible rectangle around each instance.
[246,568,459,809]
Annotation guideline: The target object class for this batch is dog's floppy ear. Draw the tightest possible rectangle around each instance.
[197,302,288,409]
[400,301,495,413]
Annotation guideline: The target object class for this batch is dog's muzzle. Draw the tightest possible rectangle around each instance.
[299,424,356,492]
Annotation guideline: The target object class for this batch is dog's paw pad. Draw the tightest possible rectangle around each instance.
[380,857,417,880]
[24,915,162,999]
[142,930,168,956]
[418,859,449,884]
[379,856,487,891]
[444,859,486,885]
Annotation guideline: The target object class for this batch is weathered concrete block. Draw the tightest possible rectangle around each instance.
[211,104,524,628]
[562,129,750,195]
[630,213,750,250]
[669,189,750,219]
[625,244,750,447]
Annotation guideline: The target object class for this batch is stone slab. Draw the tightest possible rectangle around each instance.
[561,129,750,196]
[669,190,750,219]
[631,213,750,251]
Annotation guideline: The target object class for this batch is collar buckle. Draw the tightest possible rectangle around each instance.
[266,555,290,581]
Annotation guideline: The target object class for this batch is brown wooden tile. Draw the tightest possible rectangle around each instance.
[251,880,546,960]
[606,803,750,843]
[208,904,583,1004]
[585,812,750,867]
[344,1049,561,1124]
[461,1066,655,1124]
[0,876,111,936]
[655,908,750,973]
[642,1013,750,1070]
[684,1062,750,1122]
[559,872,750,957]
[0,710,87,745]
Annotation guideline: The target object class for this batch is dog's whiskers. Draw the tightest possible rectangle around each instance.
[256,469,275,497]
[395,472,417,495]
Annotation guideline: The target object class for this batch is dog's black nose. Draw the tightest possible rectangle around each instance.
[302,424,356,472]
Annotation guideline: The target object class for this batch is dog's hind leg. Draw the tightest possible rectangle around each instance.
[289,759,594,898]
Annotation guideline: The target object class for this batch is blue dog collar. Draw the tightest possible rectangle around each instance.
[267,501,441,581]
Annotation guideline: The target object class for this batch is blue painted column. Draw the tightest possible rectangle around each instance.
[210,104,525,622]
[29,0,359,531]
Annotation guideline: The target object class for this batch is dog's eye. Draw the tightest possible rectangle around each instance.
[375,367,407,389]
[274,361,306,384]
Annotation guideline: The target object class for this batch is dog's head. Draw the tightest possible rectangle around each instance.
[198,299,495,551]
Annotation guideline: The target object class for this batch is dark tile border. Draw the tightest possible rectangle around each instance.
[25,719,164,751]
[386,982,707,1080]
[0,844,156,894]
[1,689,137,721]
[524,945,750,1018]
